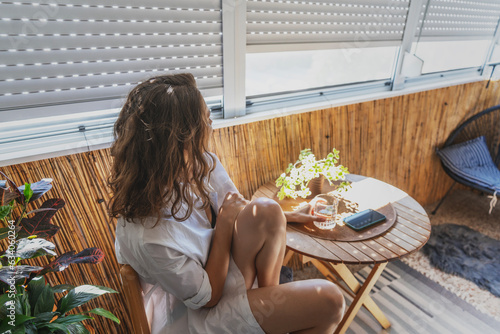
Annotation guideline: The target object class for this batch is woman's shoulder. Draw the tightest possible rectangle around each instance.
[204,151,221,167]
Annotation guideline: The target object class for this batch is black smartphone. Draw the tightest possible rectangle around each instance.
[343,209,386,231]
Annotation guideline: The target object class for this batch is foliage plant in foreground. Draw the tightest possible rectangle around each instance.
[0,171,119,333]
[276,148,350,200]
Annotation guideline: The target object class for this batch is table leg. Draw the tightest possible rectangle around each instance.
[283,248,295,266]
[309,259,390,333]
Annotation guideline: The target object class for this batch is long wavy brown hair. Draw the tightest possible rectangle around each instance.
[108,73,215,224]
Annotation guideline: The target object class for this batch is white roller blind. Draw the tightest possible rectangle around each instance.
[0,0,223,118]
[247,0,410,50]
[415,0,500,41]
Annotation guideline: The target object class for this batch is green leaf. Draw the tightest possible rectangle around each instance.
[19,288,31,317]
[66,322,91,334]
[0,314,35,329]
[33,311,58,324]
[0,206,11,220]
[34,283,54,315]
[23,183,33,204]
[52,314,93,325]
[0,294,15,320]
[27,276,46,311]
[57,285,118,315]
[85,307,120,324]
[38,322,70,333]
[24,320,38,334]
[0,318,27,334]
[52,284,75,294]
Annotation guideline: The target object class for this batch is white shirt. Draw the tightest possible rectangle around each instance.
[115,153,264,334]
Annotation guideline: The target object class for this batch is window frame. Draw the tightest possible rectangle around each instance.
[1,0,500,167]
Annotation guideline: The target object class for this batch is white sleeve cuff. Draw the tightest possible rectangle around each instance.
[183,271,212,309]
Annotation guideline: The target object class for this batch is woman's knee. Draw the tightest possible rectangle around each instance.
[314,280,345,325]
[240,197,286,231]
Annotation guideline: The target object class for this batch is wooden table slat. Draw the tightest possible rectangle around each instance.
[372,236,408,257]
[393,201,430,224]
[381,233,418,254]
[259,185,278,199]
[334,241,376,264]
[286,228,343,262]
[392,223,429,245]
[360,239,400,260]
[394,210,432,230]
[350,242,387,262]
[314,238,360,263]
[251,188,268,200]
[395,215,432,237]
[393,196,427,216]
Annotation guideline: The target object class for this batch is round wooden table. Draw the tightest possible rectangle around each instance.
[252,174,431,334]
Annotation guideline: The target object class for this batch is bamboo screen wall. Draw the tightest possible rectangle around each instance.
[2,80,500,332]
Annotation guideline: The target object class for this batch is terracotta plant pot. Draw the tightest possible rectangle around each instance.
[308,174,325,198]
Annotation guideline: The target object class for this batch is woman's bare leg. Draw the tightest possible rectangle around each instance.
[231,198,345,333]
[232,197,287,289]
[247,280,345,334]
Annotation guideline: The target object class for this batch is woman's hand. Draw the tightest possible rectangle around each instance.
[217,192,249,231]
[284,201,326,224]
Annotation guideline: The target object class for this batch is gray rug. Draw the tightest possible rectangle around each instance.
[422,224,500,297]
[346,261,499,334]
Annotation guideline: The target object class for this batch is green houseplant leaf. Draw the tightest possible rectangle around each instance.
[38,322,70,333]
[0,206,11,220]
[33,311,59,324]
[57,285,118,315]
[27,276,46,312]
[0,314,36,333]
[65,322,92,334]
[52,314,93,325]
[52,284,75,294]
[22,183,33,204]
[85,307,120,324]
[33,283,54,316]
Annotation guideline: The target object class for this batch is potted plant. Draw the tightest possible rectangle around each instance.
[275,148,350,200]
[0,171,120,333]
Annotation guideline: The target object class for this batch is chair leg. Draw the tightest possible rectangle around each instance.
[431,182,456,215]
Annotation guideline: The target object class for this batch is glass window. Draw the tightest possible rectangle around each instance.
[412,40,491,74]
[246,46,398,97]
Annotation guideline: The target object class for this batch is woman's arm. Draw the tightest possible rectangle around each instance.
[284,203,326,224]
[203,192,248,308]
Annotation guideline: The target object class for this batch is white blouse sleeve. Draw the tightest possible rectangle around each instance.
[208,153,239,208]
[142,242,212,310]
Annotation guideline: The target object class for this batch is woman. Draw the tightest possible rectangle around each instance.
[110,73,345,334]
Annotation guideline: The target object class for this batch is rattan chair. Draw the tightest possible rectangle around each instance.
[433,104,500,214]
[120,264,151,334]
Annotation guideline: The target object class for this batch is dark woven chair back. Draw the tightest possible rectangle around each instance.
[433,104,500,214]
[443,105,500,167]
